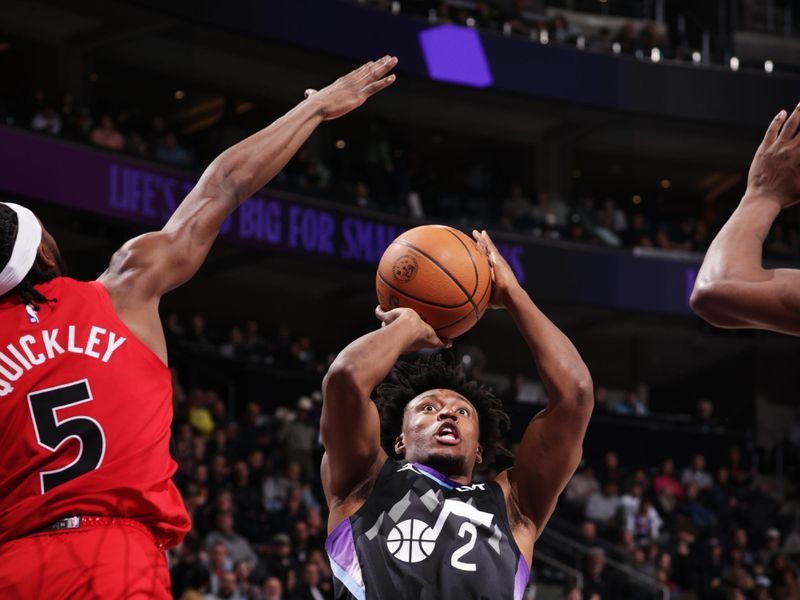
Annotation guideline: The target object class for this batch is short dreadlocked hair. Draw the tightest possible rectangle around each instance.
[374,353,511,467]
[0,203,57,309]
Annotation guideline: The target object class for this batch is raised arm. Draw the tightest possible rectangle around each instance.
[475,231,593,541]
[98,57,396,360]
[321,308,447,501]
[691,105,800,335]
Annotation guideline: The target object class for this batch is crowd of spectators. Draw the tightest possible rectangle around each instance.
[11,84,800,260]
[556,445,800,600]
[160,310,800,600]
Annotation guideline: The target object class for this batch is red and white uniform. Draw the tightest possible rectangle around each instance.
[0,277,190,597]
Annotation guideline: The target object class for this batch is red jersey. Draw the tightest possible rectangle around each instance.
[0,277,190,548]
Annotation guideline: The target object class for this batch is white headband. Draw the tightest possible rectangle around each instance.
[0,203,43,297]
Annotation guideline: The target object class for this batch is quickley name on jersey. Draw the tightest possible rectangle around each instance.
[325,458,530,600]
[0,325,127,397]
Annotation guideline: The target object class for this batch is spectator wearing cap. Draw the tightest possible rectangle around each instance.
[266,533,298,581]
[204,511,258,568]
[757,528,783,566]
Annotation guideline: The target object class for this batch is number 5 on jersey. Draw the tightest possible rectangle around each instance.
[27,379,106,494]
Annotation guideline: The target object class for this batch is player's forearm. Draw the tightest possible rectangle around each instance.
[324,317,419,401]
[209,99,324,205]
[165,99,323,233]
[505,285,593,408]
[691,194,780,324]
[697,194,779,285]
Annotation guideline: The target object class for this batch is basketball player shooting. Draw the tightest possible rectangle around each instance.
[0,56,397,598]
[321,230,594,599]
[692,102,800,335]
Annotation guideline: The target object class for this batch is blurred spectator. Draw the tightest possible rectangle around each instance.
[585,481,622,527]
[156,130,194,166]
[681,454,714,491]
[613,390,648,416]
[565,465,600,510]
[30,104,61,135]
[204,511,259,568]
[263,577,284,600]
[90,114,125,150]
[653,458,684,501]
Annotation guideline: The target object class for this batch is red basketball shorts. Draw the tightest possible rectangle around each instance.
[0,518,170,599]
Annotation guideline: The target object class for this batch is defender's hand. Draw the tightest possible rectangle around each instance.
[472,229,522,309]
[304,56,397,121]
[745,104,800,209]
[375,306,451,352]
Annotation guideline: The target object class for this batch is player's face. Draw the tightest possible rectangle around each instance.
[397,389,482,477]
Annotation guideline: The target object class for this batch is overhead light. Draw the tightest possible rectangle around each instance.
[660,179,671,189]
[650,48,661,63]
[503,22,512,36]
[466,17,476,27]
[576,36,586,50]
[174,90,185,100]
[335,139,346,150]
[540,30,549,44]
[612,42,621,54]
[729,56,740,71]
[391,1,400,15]
[632,194,642,204]
[764,60,774,73]
[692,51,702,64]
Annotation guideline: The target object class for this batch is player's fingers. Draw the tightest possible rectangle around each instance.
[304,89,317,99]
[762,109,787,145]
[778,102,800,142]
[375,305,390,322]
[481,231,500,259]
[370,55,397,80]
[363,74,396,97]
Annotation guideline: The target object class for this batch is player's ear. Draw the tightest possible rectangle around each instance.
[394,433,406,457]
[475,444,483,465]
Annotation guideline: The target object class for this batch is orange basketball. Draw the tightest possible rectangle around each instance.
[376,225,493,339]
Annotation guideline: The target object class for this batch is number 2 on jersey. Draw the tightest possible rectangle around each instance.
[27,379,106,493]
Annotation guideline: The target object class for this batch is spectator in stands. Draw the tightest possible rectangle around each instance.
[204,511,259,568]
[531,192,569,232]
[263,462,303,512]
[621,213,655,247]
[613,389,648,416]
[681,481,717,531]
[626,497,663,543]
[696,399,715,430]
[565,464,601,510]
[585,481,622,528]
[599,450,624,485]
[279,400,319,480]
[654,458,684,500]
[353,181,373,209]
[620,481,644,520]
[209,570,244,600]
[290,562,327,600]
[501,183,535,230]
[583,547,620,599]
[263,576,284,600]
[220,327,245,359]
[156,130,193,166]
[30,104,61,136]
[89,114,125,150]
[682,454,714,491]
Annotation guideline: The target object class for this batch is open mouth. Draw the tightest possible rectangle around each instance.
[435,423,461,446]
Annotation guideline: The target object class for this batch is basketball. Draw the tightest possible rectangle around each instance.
[376,225,493,339]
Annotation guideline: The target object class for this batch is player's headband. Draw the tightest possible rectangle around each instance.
[0,202,43,297]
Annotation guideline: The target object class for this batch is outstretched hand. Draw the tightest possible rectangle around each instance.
[472,229,522,309]
[746,103,800,209]
[304,56,398,121]
[375,306,451,352]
